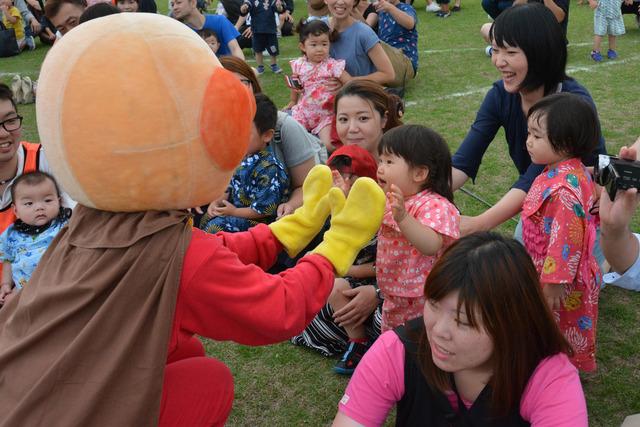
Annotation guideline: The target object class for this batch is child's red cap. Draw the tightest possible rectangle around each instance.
[327,145,378,181]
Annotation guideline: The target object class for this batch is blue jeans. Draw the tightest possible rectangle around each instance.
[482,0,513,19]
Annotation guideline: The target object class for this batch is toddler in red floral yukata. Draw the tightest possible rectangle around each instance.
[522,93,602,372]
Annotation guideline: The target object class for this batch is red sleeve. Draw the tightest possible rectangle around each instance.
[174,225,335,346]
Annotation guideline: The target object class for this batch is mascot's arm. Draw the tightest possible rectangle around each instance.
[175,226,335,345]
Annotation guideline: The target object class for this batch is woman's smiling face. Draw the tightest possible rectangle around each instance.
[490,42,529,94]
[325,0,355,20]
[335,95,387,158]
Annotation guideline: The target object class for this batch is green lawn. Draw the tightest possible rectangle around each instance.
[2,1,639,425]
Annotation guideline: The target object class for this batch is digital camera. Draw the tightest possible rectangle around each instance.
[284,75,303,90]
[593,154,640,201]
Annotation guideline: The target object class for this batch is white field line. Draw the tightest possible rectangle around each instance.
[4,41,637,105]
[404,53,640,106]
[259,40,618,62]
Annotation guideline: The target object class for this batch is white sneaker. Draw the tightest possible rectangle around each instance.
[25,36,36,51]
[426,2,441,12]
[485,45,493,57]
[10,75,23,105]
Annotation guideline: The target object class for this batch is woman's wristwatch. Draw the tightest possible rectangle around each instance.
[372,283,383,302]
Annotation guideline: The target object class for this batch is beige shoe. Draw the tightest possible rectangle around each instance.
[10,75,23,105]
[622,414,640,427]
[21,76,34,104]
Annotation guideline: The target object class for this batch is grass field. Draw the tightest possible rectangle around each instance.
[1,1,639,425]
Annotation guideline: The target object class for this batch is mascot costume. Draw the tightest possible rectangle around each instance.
[0,14,385,426]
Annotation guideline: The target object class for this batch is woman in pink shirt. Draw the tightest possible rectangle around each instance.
[333,232,587,427]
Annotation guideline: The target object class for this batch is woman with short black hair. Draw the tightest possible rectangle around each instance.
[451,3,606,237]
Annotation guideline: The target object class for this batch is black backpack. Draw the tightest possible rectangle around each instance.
[0,21,20,58]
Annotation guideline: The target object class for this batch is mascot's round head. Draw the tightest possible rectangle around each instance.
[36,13,256,212]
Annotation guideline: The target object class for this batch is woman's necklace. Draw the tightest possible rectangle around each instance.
[0,176,14,186]
[0,161,19,187]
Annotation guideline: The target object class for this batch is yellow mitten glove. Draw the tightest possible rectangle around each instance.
[269,165,333,257]
[311,177,385,276]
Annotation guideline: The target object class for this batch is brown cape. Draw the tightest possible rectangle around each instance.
[0,205,192,426]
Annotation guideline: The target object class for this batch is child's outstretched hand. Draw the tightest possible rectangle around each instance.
[588,0,598,9]
[542,283,564,311]
[387,184,407,223]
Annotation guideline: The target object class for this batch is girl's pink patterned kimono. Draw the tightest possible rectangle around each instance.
[290,57,345,135]
[376,189,460,332]
[522,158,602,372]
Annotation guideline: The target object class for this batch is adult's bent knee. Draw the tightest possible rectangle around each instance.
[160,357,234,427]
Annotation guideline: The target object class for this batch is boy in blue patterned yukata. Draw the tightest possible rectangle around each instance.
[0,172,71,306]
[200,93,289,233]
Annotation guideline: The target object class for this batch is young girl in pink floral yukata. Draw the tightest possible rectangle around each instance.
[376,124,460,333]
[285,19,351,154]
[522,92,602,372]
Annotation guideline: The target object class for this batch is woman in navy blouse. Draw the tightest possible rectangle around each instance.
[451,3,606,236]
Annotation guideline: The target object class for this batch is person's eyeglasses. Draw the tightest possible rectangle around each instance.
[0,115,23,132]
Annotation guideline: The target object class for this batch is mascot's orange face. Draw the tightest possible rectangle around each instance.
[36,14,256,212]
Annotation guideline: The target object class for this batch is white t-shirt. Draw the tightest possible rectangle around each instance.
[603,233,640,291]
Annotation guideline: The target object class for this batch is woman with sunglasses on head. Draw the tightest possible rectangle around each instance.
[292,80,404,368]
[218,56,326,218]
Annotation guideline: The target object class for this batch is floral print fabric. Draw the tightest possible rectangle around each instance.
[377,189,459,332]
[202,149,289,233]
[290,56,345,135]
[522,158,601,372]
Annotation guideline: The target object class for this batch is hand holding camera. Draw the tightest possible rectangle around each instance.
[597,142,639,234]
[594,154,640,202]
[598,142,640,275]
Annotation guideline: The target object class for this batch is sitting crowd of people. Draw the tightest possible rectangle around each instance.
[0,0,639,425]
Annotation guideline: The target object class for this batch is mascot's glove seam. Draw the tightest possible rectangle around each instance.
[311,177,385,277]
[268,165,333,258]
